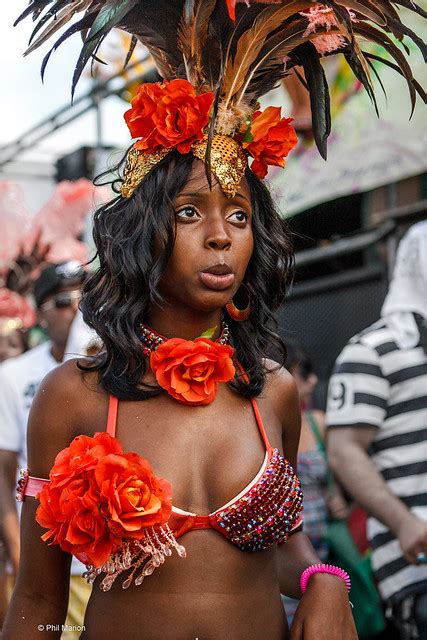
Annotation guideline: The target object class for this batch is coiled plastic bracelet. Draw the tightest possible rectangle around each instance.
[300,563,351,594]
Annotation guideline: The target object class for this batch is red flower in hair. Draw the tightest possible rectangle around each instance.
[226,0,281,22]
[243,106,298,178]
[226,0,237,21]
[36,432,172,568]
[124,79,214,154]
[150,338,235,406]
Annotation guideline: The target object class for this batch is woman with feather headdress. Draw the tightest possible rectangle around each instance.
[3,1,425,638]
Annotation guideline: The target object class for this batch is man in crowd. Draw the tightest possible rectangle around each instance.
[0,261,88,631]
[326,221,427,639]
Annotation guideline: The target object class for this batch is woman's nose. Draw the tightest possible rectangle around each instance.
[205,216,231,251]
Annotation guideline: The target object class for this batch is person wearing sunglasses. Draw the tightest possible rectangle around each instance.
[0,261,87,633]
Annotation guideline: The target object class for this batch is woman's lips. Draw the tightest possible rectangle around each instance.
[199,271,235,291]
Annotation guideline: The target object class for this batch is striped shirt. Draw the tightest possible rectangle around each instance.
[326,317,427,604]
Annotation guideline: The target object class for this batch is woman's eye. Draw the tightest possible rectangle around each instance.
[228,210,248,224]
[176,206,199,220]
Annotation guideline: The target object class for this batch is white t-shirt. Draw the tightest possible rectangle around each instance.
[64,309,101,361]
[0,340,85,575]
[0,341,57,471]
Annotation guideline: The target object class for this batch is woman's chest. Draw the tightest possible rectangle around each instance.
[83,384,283,515]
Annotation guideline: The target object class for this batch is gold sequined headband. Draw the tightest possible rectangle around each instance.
[121,134,248,199]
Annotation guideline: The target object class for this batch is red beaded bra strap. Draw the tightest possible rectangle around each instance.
[106,395,119,437]
[236,360,273,455]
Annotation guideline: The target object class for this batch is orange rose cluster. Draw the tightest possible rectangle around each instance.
[36,432,172,568]
[150,337,236,406]
[123,77,297,181]
[243,106,298,179]
[124,79,214,154]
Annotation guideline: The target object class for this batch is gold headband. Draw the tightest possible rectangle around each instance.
[120,134,248,200]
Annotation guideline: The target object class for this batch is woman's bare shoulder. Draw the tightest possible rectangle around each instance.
[27,358,107,477]
[36,357,100,402]
[263,358,299,409]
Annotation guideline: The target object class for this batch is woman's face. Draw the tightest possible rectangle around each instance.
[0,329,26,362]
[158,160,254,313]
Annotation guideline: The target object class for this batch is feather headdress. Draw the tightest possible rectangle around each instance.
[16,0,426,194]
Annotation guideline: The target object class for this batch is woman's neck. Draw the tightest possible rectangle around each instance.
[145,304,223,341]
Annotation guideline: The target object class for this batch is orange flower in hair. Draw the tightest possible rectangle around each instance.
[36,432,172,568]
[150,338,235,406]
[226,0,237,21]
[124,79,214,154]
[243,106,298,178]
[226,0,282,22]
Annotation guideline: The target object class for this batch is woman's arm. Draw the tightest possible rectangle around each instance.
[270,367,357,639]
[271,369,320,596]
[0,450,20,574]
[2,362,84,640]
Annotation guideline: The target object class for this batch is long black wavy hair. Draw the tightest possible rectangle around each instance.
[81,150,294,400]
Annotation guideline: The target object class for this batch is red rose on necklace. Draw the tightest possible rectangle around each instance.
[124,79,214,154]
[150,337,235,406]
[243,106,298,178]
[36,432,172,568]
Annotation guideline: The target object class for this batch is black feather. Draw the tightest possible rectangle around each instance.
[41,13,96,81]
[365,55,388,101]
[393,0,427,19]
[386,16,427,61]
[364,51,427,104]
[123,35,138,69]
[354,22,417,115]
[14,1,51,27]
[71,0,139,99]
[296,43,331,160]
[27,0,79,46]
[344,50,379,115]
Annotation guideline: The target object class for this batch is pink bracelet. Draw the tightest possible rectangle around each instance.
[300,564,351,594]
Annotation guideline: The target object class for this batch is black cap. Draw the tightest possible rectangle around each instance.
[34,261,86,308]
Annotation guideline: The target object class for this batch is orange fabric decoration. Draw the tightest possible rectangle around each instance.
[36,432,172,568]
[150,337,235,406]
[243,106,298,178]
[124,79,214,154]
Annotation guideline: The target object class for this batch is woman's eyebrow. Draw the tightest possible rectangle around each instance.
[176,191,250,204]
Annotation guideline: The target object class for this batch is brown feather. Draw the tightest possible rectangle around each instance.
[222,1,312,110]
[338,0,387,24]
[24,0,93,56]
[177,0,216,88]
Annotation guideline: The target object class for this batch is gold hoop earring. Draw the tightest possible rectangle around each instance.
[226,284,252,322]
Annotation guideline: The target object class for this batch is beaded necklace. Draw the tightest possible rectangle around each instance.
[139,322,231,356]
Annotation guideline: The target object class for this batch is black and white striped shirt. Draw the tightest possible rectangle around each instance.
[326,318,427,604]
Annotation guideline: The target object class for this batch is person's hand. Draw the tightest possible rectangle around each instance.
[290,573,357,639]
[397,514,427,565]
[5,231,50,295]
[327,492,351,521]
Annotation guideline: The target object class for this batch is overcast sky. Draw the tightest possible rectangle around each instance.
[1,4,132,164]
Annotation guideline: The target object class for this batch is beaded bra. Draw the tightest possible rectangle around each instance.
[18,389,303,588]
[105,395,303,551]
